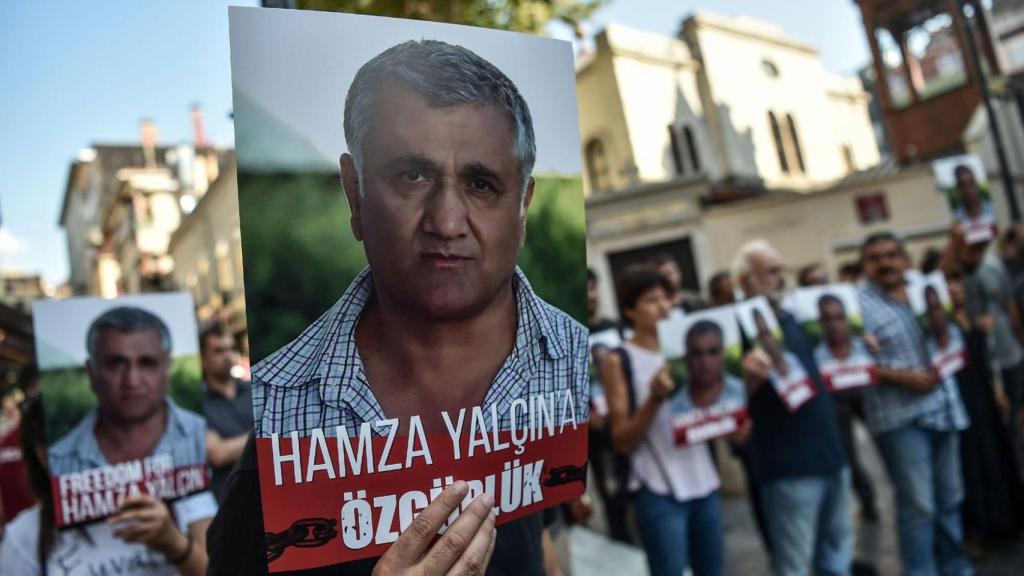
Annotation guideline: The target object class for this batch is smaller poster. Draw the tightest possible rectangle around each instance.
[909,272,967,379]
[793,285,878,392]
[736,297,816,412]
[660,306,747,446]
[933,154,996,245]
[32,294,207,527]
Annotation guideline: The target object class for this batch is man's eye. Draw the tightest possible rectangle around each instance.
[471,178,495,192]
[402,170,428,183]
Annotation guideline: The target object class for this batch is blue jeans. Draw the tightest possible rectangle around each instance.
[634,488,724,576]
[875,424,973,576]
[761,468,853,576]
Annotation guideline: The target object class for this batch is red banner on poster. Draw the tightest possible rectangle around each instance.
[257,424,588,572]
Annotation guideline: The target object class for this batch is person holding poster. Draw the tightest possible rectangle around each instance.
[934,155,996,245]
[668,317,749,448]
[812,293,878,393]
[228,8,588,573]
[731,240,851,576]
[601,266,724,576]
[810,291,880,524]
[0,397,213,575]
[858,231,971,576]
[2,293,216,576]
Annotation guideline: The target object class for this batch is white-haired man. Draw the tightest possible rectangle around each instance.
[732,240,852,576]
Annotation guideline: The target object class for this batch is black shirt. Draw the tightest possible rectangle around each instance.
[746,310,847,482]
[203,379,254,501]
[206,432,549,576]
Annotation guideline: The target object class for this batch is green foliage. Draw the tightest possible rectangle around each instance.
[800,317,864,347]
[41,355,204,447]
[238,172,587,362]
[295,0,607,36]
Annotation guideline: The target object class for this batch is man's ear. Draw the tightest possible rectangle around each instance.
[519,176,536,249]
[340,153,363,242]
[85,360,98,395]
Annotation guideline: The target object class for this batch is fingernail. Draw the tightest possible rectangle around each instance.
[478,491,494,508]
[452,480,468,495]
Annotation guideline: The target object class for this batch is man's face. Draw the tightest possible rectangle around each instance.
[925,290,948,335]
[657,261,682,291]
[201,333,238,382]
[587,278,599,319]
[956,169,980,210]
[341,85,533,319]
[686,331,724,391]
[87,328,169,425]
[711,276,734,306]
[819,300,850,347]
[862,240,907,289]
[801,265,828,287]
[744,250,786,303]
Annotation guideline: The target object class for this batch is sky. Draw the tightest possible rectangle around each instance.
[230,7,582,175]
[0,0,871,287]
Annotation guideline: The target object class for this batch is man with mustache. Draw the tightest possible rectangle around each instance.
[858,231,971,576]
[244,39,588,576]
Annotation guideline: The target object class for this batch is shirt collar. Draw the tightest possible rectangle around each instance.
[315,266,564,416]
[74,398,189,468]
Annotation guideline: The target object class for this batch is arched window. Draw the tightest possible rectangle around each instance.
[768,112,789,173]
[683,126,701,173]
[785,113,806,174]
[585,138,611,193]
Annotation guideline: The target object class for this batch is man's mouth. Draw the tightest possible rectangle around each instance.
[421,251,473,268]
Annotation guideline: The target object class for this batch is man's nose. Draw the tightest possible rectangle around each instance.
[122,364,145,388]
[422,178,470,240]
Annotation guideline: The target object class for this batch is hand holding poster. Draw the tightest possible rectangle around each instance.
[659,306,747,446]
[736,297,816,412]
[792,284,878,392]
[933,154,996,245]
[31,294,208,528]
[909,272,968,379]
[230,8,589,571]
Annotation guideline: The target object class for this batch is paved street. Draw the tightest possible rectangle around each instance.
[566,422,1024,575]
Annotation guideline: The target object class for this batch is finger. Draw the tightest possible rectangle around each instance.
[421,491,494,574]
[447,511,496,576]
[387,481,470,567]
[108,506,161,526]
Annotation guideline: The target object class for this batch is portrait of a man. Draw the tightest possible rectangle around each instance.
[47,306,206,476]
[250,39,589,437]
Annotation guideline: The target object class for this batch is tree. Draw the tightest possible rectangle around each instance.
[296,0,606,37]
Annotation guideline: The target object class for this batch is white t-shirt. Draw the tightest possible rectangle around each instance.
[622,342,720,502]
[0,491,216,576]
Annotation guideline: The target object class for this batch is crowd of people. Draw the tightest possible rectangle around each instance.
[585,223,1024,576]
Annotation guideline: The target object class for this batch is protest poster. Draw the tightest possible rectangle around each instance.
[658,306,747,446]
[32,293,207,527]
[736,296,816,412]
[792,284,877,392]
[909,271,967,380]
[932,153,996,245]
[229,7,589,571]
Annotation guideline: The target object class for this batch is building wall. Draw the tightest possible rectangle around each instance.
[577,33,635,196]
[168,163,246,347]
[587,166,954,318]
[606,27,714,184]
[683,13,880,190]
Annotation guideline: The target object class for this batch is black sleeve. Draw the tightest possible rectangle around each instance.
[205,432,376,575]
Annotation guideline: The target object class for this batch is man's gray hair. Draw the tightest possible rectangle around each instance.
[730,239,779,283]
[343,39,536,194]
[86,306,173,362]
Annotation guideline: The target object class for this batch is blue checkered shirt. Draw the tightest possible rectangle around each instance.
[252,267,589,437]
[47,398,207,476]
[858,280,969,434]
